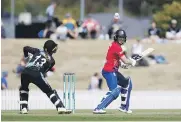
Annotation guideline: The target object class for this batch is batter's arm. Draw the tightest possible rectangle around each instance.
[115,46,136,67]
[120,55,136,66]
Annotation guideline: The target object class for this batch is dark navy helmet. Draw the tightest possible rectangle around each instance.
[114,29,127,44]
[43,40,58,54]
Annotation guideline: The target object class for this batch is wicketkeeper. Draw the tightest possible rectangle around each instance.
[19,40,71,114]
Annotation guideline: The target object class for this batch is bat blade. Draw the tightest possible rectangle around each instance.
[141,48,154,57]
[133,48,155,61]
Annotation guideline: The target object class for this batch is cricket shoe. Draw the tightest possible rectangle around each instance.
[93,109,106,114]
[57,107,72,114]
[118,107,132,114]
[20,108,28,114]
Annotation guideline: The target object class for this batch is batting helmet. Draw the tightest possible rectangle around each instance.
[114,29,127,44]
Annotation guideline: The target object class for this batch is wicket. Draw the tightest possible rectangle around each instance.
[63,73,75,113]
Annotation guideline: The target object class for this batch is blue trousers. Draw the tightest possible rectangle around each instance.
[95,70,120,109]
[102,70,118,91]
[96,70,132,110]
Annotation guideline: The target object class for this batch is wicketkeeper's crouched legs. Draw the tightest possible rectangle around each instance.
[20,72,65,112]
[19,73,30,110]
[46,90,65,109]
[35,73,65,109]
[19,86,29,110]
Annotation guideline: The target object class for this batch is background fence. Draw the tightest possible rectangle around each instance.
[2,90,181,110]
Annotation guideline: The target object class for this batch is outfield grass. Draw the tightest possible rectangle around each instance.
[2,109,181,121]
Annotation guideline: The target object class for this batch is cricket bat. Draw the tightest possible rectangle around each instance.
[136,48,155,61]
[120,48,155,68]
[141,48,154,57]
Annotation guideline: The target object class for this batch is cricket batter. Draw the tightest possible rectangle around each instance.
[93,29,136,114]
[19,40,71,114]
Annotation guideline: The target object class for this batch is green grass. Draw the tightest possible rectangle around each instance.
[1,109,181,121]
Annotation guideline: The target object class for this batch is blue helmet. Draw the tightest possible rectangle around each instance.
[114,29,127,44]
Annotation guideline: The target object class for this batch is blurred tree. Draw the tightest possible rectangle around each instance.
[85,0,118,14]
[3,0,180,19]
[153,1,181,32]
[1,0,80,19]
[123,0,142,16]
[1,0,118,19]
[1,0,11,16]
[123,0,179,16]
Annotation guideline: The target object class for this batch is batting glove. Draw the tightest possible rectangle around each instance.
[129,58,136,66]
[132,54,142,61]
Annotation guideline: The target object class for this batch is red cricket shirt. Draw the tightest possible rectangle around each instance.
[103,42,125,72]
